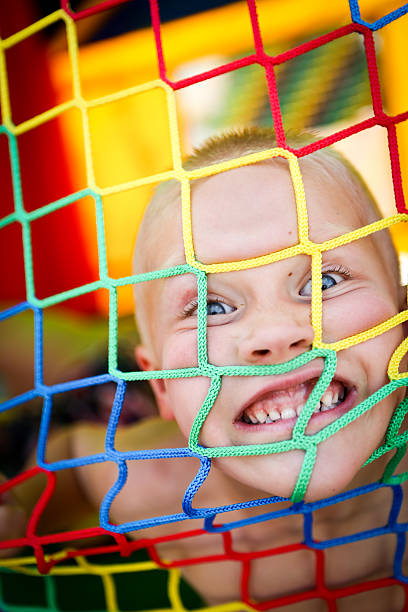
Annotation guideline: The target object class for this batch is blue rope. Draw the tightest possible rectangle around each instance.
[349,0,408,30]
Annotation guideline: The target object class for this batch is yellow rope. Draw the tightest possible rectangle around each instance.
[317,309,408,351]
[388,336,408,379]
[310,250,323,345]
[1,11,64,49]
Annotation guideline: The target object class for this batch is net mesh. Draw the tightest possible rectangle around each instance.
[1,0,408,610]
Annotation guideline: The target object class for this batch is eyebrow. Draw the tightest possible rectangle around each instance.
[162,272,198,303]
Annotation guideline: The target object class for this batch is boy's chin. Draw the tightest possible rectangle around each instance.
[214,449,364,505]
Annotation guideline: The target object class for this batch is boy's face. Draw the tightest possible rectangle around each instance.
[136,162,406,501]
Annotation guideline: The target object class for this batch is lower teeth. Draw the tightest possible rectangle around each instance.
[318,396,344,413]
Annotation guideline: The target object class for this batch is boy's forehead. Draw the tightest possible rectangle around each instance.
[145,160,377,275]
[190,163,365,264]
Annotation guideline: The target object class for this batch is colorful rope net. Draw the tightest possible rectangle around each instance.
[1,0,408,610]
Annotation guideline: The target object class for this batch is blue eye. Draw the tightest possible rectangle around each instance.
[300,272,345,297]
[321,274,338,290]
[181,298,236,318]
[207,300,235,316]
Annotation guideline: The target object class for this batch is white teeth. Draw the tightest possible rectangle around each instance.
[321,390,333,407]
[254,409,267,424]
[320,386,344,411]
[281,407,296,420]
[241,382,346,425]
[268,408,281,421]
[321,403,333,412]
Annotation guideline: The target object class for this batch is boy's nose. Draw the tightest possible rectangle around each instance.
[238,310,314,365]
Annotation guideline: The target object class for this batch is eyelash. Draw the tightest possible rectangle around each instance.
[321,264,351,278]
[181,299,199,318]
[180,297,234,318]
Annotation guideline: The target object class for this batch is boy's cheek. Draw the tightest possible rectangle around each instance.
[166,376,212,437]
[161,332,199,370]
[206,328,235,366]
[345,326,405,395]
[161,326,234,370]
[322,292,400,344]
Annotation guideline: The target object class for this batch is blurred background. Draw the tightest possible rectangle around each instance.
[0,0,407,474]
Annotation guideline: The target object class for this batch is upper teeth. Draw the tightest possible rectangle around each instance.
[281,407,296,420]
[241,382,345,425]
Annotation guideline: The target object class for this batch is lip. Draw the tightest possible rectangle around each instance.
[234,362,356,431]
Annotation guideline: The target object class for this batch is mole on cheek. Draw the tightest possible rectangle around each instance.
[288,272,293,277]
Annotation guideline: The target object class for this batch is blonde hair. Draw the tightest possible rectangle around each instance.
[133,126,400,346]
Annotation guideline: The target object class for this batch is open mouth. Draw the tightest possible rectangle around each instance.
[237,378,348,425]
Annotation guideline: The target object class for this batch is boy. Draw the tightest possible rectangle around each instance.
[3,128,408,609]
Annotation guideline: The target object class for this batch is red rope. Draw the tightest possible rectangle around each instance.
[387,123,407,213]
[1,468,406,608]
[149,0,167,82]
[273,24,360,65]
[363,29,384,118]
[60,0,132,20]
